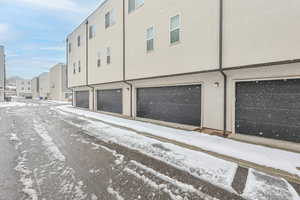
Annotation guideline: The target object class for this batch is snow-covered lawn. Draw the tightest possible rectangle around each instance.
[57,105,300,178]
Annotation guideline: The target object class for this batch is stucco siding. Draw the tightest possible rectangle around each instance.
[223,0,300,68]
[125,0,219,80]
[88,0,124,85]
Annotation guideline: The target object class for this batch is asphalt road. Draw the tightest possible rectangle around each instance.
[0,100,296,200]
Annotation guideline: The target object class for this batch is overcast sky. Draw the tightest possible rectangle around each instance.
[0,0,104,79]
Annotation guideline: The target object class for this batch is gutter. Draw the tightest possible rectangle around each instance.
[219,0,228,137]
[84,20,96,111]
[122,0,133,118]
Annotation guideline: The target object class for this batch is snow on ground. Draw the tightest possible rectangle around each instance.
[125,160,217,200]
[243,169,300,200]
[45,100,71,104]
[55,108,238,192]
[107,185,125,200]
[15,152,38,200]
[33,119,66,162]
[0,102,27,107]
[57,105,300,178]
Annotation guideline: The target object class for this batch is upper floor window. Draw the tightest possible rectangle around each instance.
[170,15,180,44]
[78,61,81,73]
[89,25,96,39]
[97,52,101,67]
[146,26,154,52]
[128,0,144,13]
[105,9,116,29]
[69,43,72,53]
[77,36,81,47]
[106,47,111,65]
[73,63,76,74]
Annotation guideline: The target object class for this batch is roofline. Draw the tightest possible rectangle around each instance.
[66,0,109,39]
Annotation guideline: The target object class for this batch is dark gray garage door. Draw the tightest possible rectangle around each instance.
[137,85,201,126]
[75,91,89,109]
[236,79,300,143]
[97,89,122,114]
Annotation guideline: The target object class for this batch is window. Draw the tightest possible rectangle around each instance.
[73,63,76,74]
[77,36,81,47]
[106,47,111,65]
[97,52,101,67]
[78,61,81,73]
[89,25,95,39]
[170,15,180,44]
[146,26,154,52]
[105,9,115,29]
[128,0,144,13]
[69,43,72,53]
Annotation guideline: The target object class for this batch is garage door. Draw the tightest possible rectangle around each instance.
[236,79,300,143]
[97,89,122,114]
[75,91,89,109]
[137,85,201,126]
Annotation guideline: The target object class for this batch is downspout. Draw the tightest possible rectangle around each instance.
[219,0,228,137]
[85,20,95,111]
[66,38,74,106]
[122,0,133,117]
[3,53,6,101]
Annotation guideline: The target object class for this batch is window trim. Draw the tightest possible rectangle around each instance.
[106,47,111,65]
[78,60,81,73]
[128,0,144,13]
[77,35,81,47]
[89,25,95,39]
[105,9,116,29]
[146,26,154,52]
[170,14,181,45]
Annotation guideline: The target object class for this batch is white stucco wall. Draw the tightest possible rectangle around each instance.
[39,72,50,99]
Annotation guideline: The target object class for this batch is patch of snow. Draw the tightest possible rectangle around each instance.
[90,193,98,200]
[107,186,125,200]
[124,160,217,200]
[243,169,300,200]
[15,152,39,200]
[0,102,27,107]
[57,105,300,177]
[56,112,237,191]
[33,119,66,162]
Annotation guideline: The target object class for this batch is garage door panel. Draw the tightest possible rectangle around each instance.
[97,89,122,114]
[137,85,201,126]
[237,93,300,109]
[237,108,300,126]
[237,80,300,94]
[75,91,89,109]
[236,79,300,143]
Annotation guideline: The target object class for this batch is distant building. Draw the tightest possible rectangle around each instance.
[16,79,32,98]
[5,85,17,98]
[6,76,22,87]
[0,46,5,101]
[31,77,39,99]
[49,63,72,101]
[39,72,50,99]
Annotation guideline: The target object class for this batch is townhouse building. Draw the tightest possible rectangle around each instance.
[39,72,50,99]
[67,0,300,144]
[0,46,5,102]
[16,79,32,98]
[31,77,39,99]
[49,63,72,101]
